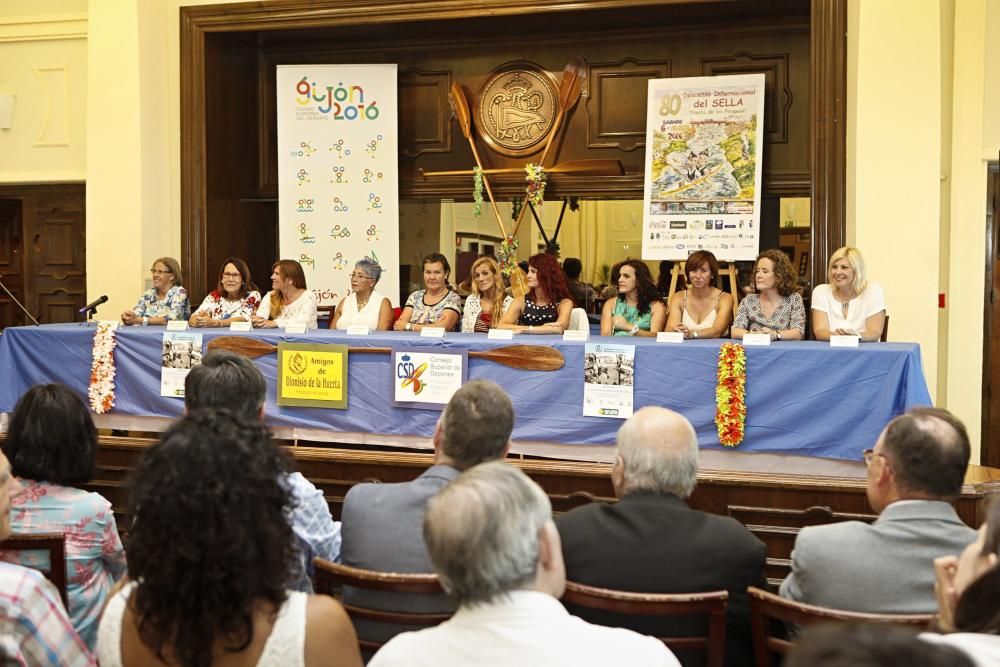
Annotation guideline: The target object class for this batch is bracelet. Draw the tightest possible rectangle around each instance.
[693,330,699,339]
[405,322,412,331]
[629,324,639,336]
[529,325,534,333]
[142,316,148,327]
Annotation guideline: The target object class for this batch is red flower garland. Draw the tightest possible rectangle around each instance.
[715,343,746,446]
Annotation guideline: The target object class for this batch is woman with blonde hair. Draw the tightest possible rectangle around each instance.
[251,260,318,329]
[811,246,886,341]
[461,256,513,333]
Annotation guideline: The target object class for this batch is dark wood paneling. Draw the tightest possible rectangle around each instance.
[399,69,453,158]
[701,51,792,143]
[586,58,670,152]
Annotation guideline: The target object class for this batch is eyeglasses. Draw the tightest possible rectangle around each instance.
[350,272,372,280]
[150,269,173,275]
[221,272,242,279]
[862,448,886,466]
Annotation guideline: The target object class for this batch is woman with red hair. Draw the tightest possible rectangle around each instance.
[499,253,574,334]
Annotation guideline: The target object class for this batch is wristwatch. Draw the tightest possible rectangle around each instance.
[405,322,412,331]
[775,330,782,340]
[629,324,639,336]
[692,330,699,339]
[142,316,149,327]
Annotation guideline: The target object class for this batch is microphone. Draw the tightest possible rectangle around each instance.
[79,295,109,314]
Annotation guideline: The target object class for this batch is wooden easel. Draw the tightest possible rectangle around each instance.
[668,261,740,306]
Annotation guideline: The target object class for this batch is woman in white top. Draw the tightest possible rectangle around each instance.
[95,412,361,667]
[331,258,393,331]
[811,246,886,341]
[189,257,262,327]
[461,256,513,333]
[252,260,318,330]
[665,250,734,339]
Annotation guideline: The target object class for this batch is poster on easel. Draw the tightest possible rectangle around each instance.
[641,73,765,262]
[276,64,400,308]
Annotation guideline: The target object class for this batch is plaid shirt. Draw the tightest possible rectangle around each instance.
[0,562,94,666]
[285,472,341,591]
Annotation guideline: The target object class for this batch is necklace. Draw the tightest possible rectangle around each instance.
[356,294,370,310]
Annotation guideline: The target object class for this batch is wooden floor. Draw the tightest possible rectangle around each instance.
[88,436,1000,587]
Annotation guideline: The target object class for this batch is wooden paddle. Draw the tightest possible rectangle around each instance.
[419,158,625,179]
[207,336,566,372]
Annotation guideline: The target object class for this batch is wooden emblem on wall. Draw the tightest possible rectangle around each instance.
[475,61,559,158]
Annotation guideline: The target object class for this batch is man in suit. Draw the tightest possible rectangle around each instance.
[339,379,514,645]
[779,406,977,613]
[556,407,767,667]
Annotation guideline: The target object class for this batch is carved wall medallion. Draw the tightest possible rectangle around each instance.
[475,62,559,158]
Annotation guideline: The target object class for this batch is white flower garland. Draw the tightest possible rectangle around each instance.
[88,322,118,414]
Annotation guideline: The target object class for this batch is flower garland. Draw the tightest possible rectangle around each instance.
[472,166,484,218]
[88,322,118,414]
[524,163,546,207]
[715,342,746,446]
[497,236,519,278]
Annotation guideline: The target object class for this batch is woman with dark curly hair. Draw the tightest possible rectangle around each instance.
[600,259,666,336]
[731,249,805,341]
[95,410,361,667]
[499,253,574,334]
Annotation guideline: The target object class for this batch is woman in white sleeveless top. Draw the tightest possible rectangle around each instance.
[332,258,394,331]
[96,412,361,667]
[811,246,887,342]
[665,250,734,339]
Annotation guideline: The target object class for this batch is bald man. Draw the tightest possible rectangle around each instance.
[556,407,766,667]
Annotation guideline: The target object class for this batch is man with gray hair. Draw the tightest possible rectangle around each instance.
[370,462,677,666]
[340,379,516,647]
[556,406,766,667]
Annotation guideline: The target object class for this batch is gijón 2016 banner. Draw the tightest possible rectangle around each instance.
[277,65,400,309]
[641,73,765,262]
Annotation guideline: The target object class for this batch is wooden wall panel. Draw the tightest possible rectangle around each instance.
[586,58,670,152]
[399,69,452,158]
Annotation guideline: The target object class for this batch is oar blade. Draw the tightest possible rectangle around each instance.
[207,335,277,359]
[471,344,565,371]
[449,82,473,140]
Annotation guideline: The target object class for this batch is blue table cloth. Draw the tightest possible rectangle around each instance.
[0,324,932,460]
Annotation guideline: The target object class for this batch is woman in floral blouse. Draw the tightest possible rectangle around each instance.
[731,249,805,341]
[0,384,127,650]
[189,257,261,327]
[121,256,190,325]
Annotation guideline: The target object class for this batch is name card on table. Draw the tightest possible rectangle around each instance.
[742,333,771,346]
[166,321,188,331]
[488,328,514,340]
[563,330,589,342]
[420,327,446,338]
[229,321,252,332]
[656,332,685,343]
[830,334,861,348]
[285,324,307,334]
[346,325,370,336]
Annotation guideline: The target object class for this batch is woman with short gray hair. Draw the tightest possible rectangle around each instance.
[332,257,394,331]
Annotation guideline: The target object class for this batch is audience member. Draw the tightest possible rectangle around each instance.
[811,246,887,341]
[665,250,734,339]
[95,411,362,667]
[786,623,973,667]
[121,256,190,325]
[499,253,574,334]
[563,257,597,313]
[370,462,678,666]
[780,407,977,613]
[557,407,765,666]
[189,257,261,327]
[0,448,93,666]
[253,259,318,329]
[340,379,514,646]
[461,256,513,333]
[394,253,462,332]
[0,384,126,649]
[599,259,666,336]
[331,257,393,331]
[731,249,804,340]
[185,350,340,590]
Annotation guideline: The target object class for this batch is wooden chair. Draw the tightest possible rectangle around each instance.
[313,558,450,652]
[561,581,729,667]
[747,586,934,667]
[0,533,68,608]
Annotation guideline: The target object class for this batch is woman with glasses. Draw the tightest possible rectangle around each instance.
[121,257,190,326]
[811,246,887,342]
[188,257,261,328]
[331,257,393,331]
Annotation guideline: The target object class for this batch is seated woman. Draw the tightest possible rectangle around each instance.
[121,256,190,325]
[0,384,126,649]
[499,253,574,334]
[95,411,362,667]
[461,256,513,333]
[331,258,393,331]
[923,498,1000,664]
[731,249,805,341]
[600,259,666,336]
[394,253,462,332]
[252,259,318,330]
[189,257,261,328]
[665,250,735,339]
[811,246,887,341]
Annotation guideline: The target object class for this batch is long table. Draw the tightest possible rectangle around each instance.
[0,324,932,460]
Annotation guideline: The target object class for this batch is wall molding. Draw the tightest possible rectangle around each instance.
[0,15,87,44]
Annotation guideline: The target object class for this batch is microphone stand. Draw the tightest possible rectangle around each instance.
[0,278,40,326]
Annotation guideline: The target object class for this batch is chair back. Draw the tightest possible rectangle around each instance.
[313,558,451,651]
[569,307,589,332]
[747,586,933,667]
[880,314,889,342]
[562,581,728,667]
[0,533,68,608]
